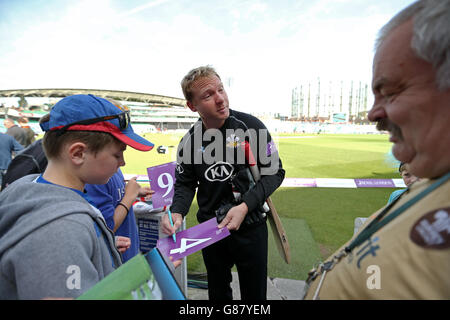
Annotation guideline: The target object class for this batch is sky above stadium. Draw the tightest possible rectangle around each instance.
[0,0,416,115]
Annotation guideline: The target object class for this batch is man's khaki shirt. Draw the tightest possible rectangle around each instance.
[304,177,450,299]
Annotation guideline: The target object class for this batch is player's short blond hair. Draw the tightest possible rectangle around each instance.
[181,65,221,103]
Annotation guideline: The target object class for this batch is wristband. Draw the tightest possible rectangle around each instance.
[117,202,129,215]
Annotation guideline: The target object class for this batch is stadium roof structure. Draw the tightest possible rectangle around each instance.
[0,88,187,108]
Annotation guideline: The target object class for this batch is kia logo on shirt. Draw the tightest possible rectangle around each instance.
[205,162,234,182]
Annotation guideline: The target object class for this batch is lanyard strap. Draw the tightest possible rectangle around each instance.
[345,171,450,253]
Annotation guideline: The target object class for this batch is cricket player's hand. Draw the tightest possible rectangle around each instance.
[161,212,183,236]
[218,202,248,231]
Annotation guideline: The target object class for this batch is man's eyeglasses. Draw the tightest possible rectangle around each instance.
[58,111,130,132]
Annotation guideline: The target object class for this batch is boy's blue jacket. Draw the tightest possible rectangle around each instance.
[85,169,140,262]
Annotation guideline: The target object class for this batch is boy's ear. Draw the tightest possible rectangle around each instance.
[68,142,88,165]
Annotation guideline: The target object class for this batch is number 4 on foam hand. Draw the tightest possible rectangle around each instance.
[170,238,212,255]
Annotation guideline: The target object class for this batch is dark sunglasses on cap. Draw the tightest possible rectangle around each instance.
[57,110,131,133]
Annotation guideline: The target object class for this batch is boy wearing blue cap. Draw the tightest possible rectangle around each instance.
[0,94,153,299]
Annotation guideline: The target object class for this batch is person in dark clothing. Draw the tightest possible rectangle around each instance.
[0,133,24,189]
[3,118,28,147]
[18,117,36,147]
[1,139,47,190]
[161,66,285,300]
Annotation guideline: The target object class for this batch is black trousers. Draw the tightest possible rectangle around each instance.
[201,222,268,300]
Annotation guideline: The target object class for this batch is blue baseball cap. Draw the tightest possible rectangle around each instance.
[40,94,154,151]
